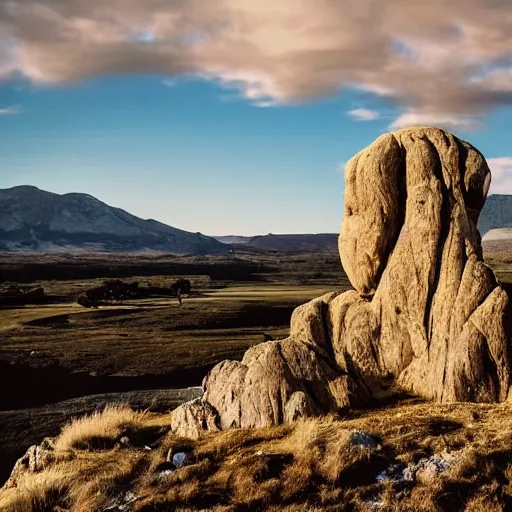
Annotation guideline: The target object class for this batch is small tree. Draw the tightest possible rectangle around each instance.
[170,278,191,305]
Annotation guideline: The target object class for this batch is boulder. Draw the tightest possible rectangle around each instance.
[5,439,57,488]
[177,126,512,433]
[170,398,220,438]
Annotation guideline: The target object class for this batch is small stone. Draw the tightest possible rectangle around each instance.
[284,391,318,423]
[376,462,411,484]
[376,451,461,485]
[170,398,220,439]
[414,452,459,485]
[156,469,174,480]
[172,452,188,468]
[350,430,379,449]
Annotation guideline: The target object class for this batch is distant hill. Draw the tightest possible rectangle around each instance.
[0,186,225,254]
[235,194,512,253]
[248,233,338,252]
[479,194,512,237]
[214,235,252,245]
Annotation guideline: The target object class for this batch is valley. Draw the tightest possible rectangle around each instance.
[0,238,510,495]
[0,249,350,484]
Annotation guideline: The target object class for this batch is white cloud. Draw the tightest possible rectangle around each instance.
[389,110,482,132]
[1,0,512,124]
[347,108,380,121]
[488,157,512,194]
[0,105,21,116]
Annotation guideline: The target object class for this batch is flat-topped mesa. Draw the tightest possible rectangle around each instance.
[174,126,512,437]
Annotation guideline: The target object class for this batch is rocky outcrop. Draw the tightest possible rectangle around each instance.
[4,438,59,488]
[170,398,220,438]
[172,126,512,435]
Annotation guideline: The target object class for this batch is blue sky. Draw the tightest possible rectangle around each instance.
[1,77,381,235]
[1,1,512,235]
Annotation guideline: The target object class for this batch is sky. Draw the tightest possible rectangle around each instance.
[1,0,512,236]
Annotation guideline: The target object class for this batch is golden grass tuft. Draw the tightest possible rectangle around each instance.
[0,469,69,512]
[0,452,144,512]
[5,401,512,511]
[53,404,150,451]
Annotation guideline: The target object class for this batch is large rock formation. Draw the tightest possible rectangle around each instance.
[174,126,512,434]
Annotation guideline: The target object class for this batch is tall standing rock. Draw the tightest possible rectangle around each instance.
[173,127,512,435]
[336,127,511,402]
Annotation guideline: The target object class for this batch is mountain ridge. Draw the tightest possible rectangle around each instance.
[0,185,224,254]
[478,194,512,237]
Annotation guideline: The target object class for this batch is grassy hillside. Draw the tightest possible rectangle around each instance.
[2,400,512,511]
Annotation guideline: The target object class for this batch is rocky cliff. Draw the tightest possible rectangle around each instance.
[0,186,224,254]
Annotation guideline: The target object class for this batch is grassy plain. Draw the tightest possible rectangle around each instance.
[0,249,349,484]
[0,244,510,500]
[0,282,341,403]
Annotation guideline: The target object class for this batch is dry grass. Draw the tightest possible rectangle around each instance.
[53,404,151,451]
[4,401,512,511]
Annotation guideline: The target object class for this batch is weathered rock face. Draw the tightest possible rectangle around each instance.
[336,127,511,403]
[172,126,512,436]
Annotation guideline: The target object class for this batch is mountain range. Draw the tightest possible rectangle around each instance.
[1,186,511,253]
[478,195,512,241]
[216,195,512,251]
[0,186,224,254]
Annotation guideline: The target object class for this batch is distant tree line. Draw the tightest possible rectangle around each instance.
[0,283,45,297]
[76,278,191,308]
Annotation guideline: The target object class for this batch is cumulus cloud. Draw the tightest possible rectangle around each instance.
[0,105,21,115]
[1,0,512,127]
[347,108,380,121]
[488,157,512,194]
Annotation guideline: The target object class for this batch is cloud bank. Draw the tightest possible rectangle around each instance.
[1,0,512,129]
